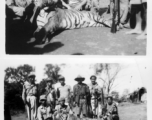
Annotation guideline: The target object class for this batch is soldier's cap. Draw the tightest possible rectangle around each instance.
[75,75,85,81]
[58,75,65,81]
[45,78,53,82]
[28,73,36,78]
[39,95,46,102]
[90,75,97,80]
[58,97,65,102]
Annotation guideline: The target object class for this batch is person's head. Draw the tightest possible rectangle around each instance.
[40,95,47,106]
[58,76,65,86]
[90,75,97,84]
[58,97,65,106]
[75,75,85,84]
[107,95,113,105]
[28,74,35,84]
[46,78,53,87]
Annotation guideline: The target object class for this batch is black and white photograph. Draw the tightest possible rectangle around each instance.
[5,0,147,55]
[3,58,150,120]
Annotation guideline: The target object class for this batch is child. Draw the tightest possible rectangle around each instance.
[37,95,54,120]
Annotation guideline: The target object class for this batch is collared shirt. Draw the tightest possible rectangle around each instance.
[24,82,37,96]
[37,105,53,120]
[44,86,56,104]
[6,0,32,8]
[73,83,90,103]
[57,84,71,100]
[106,102,118,115]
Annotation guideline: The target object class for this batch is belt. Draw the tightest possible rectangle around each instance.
[79,95,86,99]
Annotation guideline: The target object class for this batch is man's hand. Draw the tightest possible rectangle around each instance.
[13,7,25,17]
[74,5,82,11]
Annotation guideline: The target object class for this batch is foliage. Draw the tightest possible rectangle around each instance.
[44,64,61,83]
[4,64,35,114]
[94,63,121,94]
[111,90,119,100]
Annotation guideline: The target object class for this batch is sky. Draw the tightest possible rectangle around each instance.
[2,58,151,96]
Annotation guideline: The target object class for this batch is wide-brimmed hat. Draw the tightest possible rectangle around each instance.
[58,97,65,102]
[75,75,85,81]
[58,75,65,81]
[28,73,36,78]
[39,95,46,102]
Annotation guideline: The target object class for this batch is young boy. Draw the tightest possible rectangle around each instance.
[37,95,54,120]
[54,97,73,120]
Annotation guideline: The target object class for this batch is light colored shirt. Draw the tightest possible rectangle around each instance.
[57,85,71,100]
[24,82,37,96]
[37,105,53,120]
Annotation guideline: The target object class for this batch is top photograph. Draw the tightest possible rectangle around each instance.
[5,0,147,55]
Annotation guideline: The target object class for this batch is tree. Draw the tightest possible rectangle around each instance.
[94,63,121,94]
[4,64,35,114]
[111,91,119,100]
[44,64,61,83]
[4,64,35,83]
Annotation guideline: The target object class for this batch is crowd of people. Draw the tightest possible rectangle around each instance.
[22,73,119,120]
[6,0,147,45]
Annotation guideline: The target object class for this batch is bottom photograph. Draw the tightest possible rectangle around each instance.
[4,60,148,120]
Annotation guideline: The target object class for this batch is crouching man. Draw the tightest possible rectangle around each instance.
[100,95,119,120]
[37,95,54,120]
[54,97,73,120]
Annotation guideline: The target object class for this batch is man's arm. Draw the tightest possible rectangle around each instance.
[60,0,72,9]
[22,85,27,104]
[74,0,87,10]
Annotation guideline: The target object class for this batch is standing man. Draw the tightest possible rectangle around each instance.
[88,75,104,118]
[57,75,72,106]
[22,73,38,120]
[43,78,56,109]
[73,75,90,118]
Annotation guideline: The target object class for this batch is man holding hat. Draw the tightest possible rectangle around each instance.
[100,95,119,120]
[37,95,54,120]
[88,75,104,118]
[43,78,56,109]
[57,75,72,106]
[22,73,38,120]
[73,75,90,118]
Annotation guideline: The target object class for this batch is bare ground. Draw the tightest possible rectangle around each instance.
[11,102,147,120]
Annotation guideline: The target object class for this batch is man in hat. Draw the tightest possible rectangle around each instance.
[54,97,73,120]
[43,78,56,109]
[100,95,119,120]
[22,73,38,120]
[56,75,72,106]
[88,75,104,118]
[37,95,54,120]
[73,75,90,118]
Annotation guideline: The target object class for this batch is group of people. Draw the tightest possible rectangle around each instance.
[22,73,119,120]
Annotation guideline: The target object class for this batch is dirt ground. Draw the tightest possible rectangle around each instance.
[6,27,146,55]
[11,102,147,120]
[34,27,146,55]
